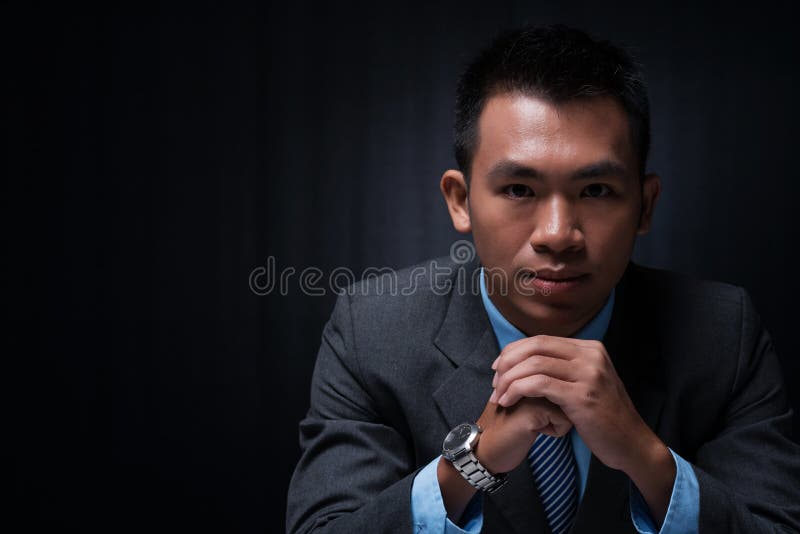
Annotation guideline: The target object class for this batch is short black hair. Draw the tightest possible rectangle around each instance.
[454,24,650,181]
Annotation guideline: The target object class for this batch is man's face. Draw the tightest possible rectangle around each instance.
[442,92,660,337]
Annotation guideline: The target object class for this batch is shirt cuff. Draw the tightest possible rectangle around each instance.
[629,447,700,534]
[411,455,484,534]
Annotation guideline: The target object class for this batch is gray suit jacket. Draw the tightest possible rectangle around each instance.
[286,256,800,533]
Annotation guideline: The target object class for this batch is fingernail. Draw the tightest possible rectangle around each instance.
[498,393,508,406]
[491,356,499,370]
[491,372,497,387]
[489,390,498,404]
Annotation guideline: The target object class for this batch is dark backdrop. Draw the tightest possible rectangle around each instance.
[7,2,800,533]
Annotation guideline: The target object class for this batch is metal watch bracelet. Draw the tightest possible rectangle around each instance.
[451,451,508,494]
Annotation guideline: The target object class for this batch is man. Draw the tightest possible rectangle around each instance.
[286,25,800,533]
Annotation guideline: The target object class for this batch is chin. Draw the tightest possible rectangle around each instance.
[509,297,571,329]
[511,292,602,334]
[514,290,587,312]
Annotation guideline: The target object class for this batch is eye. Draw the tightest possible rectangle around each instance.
[503,184,534,199]
[581,183,613,198]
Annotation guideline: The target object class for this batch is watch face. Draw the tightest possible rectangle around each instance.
[443,423,476,453]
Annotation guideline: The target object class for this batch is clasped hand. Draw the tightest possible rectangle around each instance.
[476,335,655,474]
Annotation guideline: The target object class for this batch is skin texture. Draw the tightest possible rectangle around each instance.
[438,93,674,528]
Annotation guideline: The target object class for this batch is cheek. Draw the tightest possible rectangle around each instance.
[470,206,531,261]
[583,210,639,258]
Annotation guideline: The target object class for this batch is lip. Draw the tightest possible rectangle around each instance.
[528,268,588,281]
[518,268,590,294]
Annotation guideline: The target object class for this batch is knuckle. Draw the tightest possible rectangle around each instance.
[498,354,517,373]
[496,358,509,374]
[532,374,551,389]
[552,424,569,437]
[506,381,518,396]
[525,354,543,372]
[529,336,545,351]
[497,374,511,391]
[591,343,608,360]
[525,416,542,434]
[496,351,508,369]
[533,340,552,350]
[587,366,604,384]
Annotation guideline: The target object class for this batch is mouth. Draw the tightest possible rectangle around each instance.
[518,269,590,294]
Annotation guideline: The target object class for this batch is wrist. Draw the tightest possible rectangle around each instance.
[622,432,676,527]
[437,455,479,522]
[472,429,501,475]
[474,417,539,475]
[622,431,673,484]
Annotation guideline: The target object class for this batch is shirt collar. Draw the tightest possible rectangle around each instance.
[479,266,615,348]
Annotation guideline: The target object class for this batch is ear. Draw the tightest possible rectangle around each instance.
[636,172,661,235]
[440,169,471,233]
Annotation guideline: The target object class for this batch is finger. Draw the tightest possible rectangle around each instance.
[493,355,577,402]
[494,335,589,374]
[532,401,573,437]
[497,374,575,407]
[492,336,543,369]
[536,415,573,438]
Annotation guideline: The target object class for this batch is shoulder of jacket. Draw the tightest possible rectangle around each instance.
[342,255,466,300]
[627,261,746,310]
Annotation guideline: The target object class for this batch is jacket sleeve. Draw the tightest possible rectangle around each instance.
[693,288,800,533]
[286,292,418,534]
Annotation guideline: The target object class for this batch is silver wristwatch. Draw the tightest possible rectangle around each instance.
[442,422,508,494]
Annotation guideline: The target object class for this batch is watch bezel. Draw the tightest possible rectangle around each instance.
[442,422,481,461]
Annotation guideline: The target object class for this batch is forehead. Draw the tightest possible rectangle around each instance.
[474,93,635,174]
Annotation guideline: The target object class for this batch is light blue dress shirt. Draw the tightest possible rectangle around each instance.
[410,267,699,533]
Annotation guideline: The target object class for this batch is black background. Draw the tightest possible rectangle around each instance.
[7,2,800,532]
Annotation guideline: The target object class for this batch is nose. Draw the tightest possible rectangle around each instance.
[529,195,584,254]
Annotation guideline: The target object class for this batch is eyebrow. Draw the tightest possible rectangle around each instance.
[485,159,629,182]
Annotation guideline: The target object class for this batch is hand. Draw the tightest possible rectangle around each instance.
[489,335,676,527]
[491,335,657,473]
[474,396,572,475]
[437,379,573,522]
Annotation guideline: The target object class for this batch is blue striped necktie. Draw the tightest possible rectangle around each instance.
[528,433,579,534]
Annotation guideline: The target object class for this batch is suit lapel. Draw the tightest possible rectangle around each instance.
[431,257,496,432]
